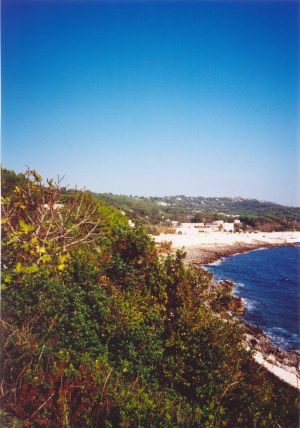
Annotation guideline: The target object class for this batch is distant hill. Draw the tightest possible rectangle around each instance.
[92,193,300,232]
[2,167,299,231]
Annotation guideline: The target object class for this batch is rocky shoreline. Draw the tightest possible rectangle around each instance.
[208,278,300,390]
[243,323,300,390]
[183,241,298,266]
[154,234,300,390]
[198,247,300,391]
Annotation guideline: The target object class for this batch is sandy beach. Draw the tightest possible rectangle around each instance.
[154,229,300,265]
[153,228,300,390]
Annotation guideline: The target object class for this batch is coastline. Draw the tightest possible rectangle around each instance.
[185,241,299,266]
[153,230,300,390]
[153,230,300,266]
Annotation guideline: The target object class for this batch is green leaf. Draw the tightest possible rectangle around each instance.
[4,274,12,283]
[15,262,22,272]
[39,254,51,263]
[58,253,70,263]
[22,242,30,251]
[19,220,34,233]
[25,264,39,273]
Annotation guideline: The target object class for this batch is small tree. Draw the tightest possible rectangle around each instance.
[2,169,102,284]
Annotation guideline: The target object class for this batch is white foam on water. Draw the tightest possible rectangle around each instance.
[250,247,268,252]
[266,330,290,349]
[232,284,243,297]
[265,326,300,351]
[235,282,245,288]
[208,257,225,266]
[242,297,257,312]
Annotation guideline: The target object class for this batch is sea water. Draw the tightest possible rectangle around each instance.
[205,246,300,352]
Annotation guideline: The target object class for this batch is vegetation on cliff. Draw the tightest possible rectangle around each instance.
[1,169,299,427]
[94,193,300,231]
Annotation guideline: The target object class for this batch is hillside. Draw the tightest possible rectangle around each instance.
[93,193,300,232]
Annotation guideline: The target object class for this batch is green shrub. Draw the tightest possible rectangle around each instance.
[1,169,299,427]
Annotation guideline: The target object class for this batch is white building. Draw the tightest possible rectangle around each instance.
[223,222,235,232]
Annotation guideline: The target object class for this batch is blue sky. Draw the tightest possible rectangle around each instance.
[2,0,299,205]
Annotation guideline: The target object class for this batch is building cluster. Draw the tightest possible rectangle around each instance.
[175,219,241,235]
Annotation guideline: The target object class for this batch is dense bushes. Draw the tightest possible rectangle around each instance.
[1,169,299,427]
[240,213,300,232]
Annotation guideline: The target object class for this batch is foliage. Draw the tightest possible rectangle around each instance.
[1,169,299,427]
[240,213,300,231]
[1,168,127,286]
[1,168,27,196]
[94,192,300,231]
[147,225,177,235]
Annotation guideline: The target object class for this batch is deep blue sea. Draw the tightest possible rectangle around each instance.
[205,246,300,352]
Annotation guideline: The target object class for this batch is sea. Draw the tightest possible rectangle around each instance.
[204,246,300,352]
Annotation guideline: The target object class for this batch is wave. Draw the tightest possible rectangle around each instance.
[242,297,258,312]
[249,247,268,252]
[208,257,225,266]
[235,281,245,288]
[231,282,246,299]
[266,326,300,351]
[266,328,292,349]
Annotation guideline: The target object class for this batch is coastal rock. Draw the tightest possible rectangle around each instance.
[220,279,234,292]
[266,354,276,365]
[228,296,244,314]
[244,324,300,389]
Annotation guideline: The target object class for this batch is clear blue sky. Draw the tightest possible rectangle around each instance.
[2,0,299,206]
